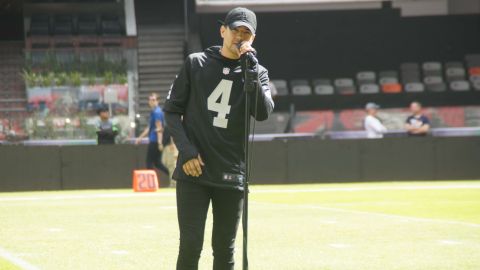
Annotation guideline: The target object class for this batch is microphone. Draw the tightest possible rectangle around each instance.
[236,42,258,67]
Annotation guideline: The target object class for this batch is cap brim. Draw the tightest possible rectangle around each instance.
[229,21,255,34]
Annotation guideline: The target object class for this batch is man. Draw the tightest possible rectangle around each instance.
[163,7,274,270]
[96,105,118,144]
[405,101,430,136]
[364,102,387,139]
[135,93,169,175]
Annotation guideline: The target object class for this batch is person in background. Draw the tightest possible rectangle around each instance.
[405,101,430,136]
[364,102,387,139]
[135,93,169,175]
[96,105,118,144]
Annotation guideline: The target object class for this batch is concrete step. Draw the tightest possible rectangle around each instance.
[138,26,184,35]
[138,35,184,42]
[138,41,184,49]
[138,59,184,67]
[139,66,180,74]
[140,79,175,86]
[139,73,177,80]
[138,47,184,54]
[138,53,184,61]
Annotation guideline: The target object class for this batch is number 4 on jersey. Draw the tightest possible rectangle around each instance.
[208,79,233,128]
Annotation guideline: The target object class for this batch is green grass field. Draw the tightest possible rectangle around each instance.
[1,181,480,270]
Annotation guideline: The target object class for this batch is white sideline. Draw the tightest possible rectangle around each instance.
[253,201,480,228]
[0,246,40,270]
[254,184,480,193]
[0,183,480,202]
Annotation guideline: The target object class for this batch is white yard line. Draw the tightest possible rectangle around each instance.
[254,184,480,193]
[0,246,40,270]
[0,183,479,202]
[252,202,480,228]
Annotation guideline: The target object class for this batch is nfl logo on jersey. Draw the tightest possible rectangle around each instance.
[222,67,230,75]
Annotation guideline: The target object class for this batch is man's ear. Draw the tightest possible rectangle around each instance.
[220,25,226,38]
[250,34,256,43]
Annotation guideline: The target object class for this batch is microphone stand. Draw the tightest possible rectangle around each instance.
[242,53,252,270]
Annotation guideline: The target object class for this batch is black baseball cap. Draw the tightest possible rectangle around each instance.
[219,7,257,34]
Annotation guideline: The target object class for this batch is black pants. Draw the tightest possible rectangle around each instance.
[146,142,169,175]
[176,180,244,270]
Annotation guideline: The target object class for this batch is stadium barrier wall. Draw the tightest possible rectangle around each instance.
[0,137,479,191]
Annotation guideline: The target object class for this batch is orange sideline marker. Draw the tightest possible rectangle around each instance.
[133,170,159,192]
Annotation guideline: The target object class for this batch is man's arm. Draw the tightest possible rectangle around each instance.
[247,66,274,121]
[135,126,149,144]
[369,118,387,133]
[155,120,164,150]
[164,112,204,177]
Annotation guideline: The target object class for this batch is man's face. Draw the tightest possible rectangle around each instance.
[99,111,109,120]
[148,96,158,108]
[367,108,377,115]
[410,103,421,114]
[220,25,255,58]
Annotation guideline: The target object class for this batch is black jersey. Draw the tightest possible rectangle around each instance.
[163,46,274,190]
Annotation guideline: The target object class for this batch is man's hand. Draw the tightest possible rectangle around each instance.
[135,138,141,145]
[182,155,205,177]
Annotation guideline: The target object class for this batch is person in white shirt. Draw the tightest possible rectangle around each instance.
[364,102,387,138]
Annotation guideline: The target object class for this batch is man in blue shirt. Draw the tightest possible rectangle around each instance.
[405,101,430,136]
[135,93,169,174]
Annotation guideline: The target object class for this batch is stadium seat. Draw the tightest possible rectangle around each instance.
[53,15,74,35]
[404,82,425,93]
[401,70,421,84]
[381,83,402,93]
[356,71,376,85]
[78,14,98,35]
[446,67,466,82]
[422,62,442,77]
[313,79,334,95]
[379,71,399,85]
[472,80,480,91]
[359,83,380,94]
[450,81,470,92]
[400,62,420,71]
[445,61,464,69]
[334,78,356,95]
[468,67,480,76]
[101,14,122,36]
[424,76,447,92]
[465,54,480,68]
[290,80,312,95]
[270,80,289,96]
[30,14,51,36]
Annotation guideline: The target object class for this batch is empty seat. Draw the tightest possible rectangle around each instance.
[270,80,288,96]
[101,14,122,36]
[472,80,480,91]
[424,76,446,92]
[381,83,402,93]
[53,15,73,35]
[470,75,480,83]
[469,67,480,76]
[400,62,420,71]
[401,70,421,84]
[313,79,334,95]
[465,54,480,68]
[356,71,376,85]
[379,71,399,85]
[290,80,312,95]
[334,78,356,95]
[450,81,470,92]
[359,83,379,94]
[78,14,98,35]
[422,62,442,76]
[405,82,425,93]
[30,14,50,36]
[445,61,464,69]
[446,67,466,82]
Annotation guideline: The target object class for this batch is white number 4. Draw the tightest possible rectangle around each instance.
[208,79,233,128]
